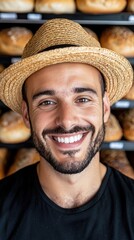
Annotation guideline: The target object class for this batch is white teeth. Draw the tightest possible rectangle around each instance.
[65,138,69,144]
[57,137,61,143]
[70,136,74,143]
[54,134,83,144]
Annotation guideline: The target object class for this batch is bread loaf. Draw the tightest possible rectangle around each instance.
[100,26,134,57]
[76,0,127,14]
[35,0,76,13]
[7,148,40,175]
[118,109,134,141]
[101,150,134,179]
[0,27,33,56]
[0,0,34,12]
[127,0,134,12]
[0,111,31,144]
[104,113,123,142]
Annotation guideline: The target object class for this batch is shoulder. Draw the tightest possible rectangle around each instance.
[110,166,134,182]
[109,166,134,194]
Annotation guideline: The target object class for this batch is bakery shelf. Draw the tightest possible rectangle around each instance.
[127,58,134,66]
[102,140,134,151]
[0,140,133,151]
[112,100,134,109]
[0,140,33,149]
[0,56,21,65]
[0,12,134,25]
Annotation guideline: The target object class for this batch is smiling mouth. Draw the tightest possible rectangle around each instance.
[52,133,87,144]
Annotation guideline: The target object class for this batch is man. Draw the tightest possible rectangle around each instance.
[0,18,133,239]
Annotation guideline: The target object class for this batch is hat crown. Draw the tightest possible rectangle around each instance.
[22,18,100,58]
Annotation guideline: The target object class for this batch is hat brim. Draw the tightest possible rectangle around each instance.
[0,46,133,114]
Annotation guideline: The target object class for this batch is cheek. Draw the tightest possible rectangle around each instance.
[29,111,54,134]
[85,105,103,126]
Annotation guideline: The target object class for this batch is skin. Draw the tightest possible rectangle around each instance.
[22,62,110,208]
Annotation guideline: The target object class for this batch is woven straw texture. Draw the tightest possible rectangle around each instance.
[0,18,133,114]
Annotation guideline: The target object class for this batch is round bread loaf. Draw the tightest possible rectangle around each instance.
[0,0,34,12]
[0,27,33,56]
[101,150,134,179]
[118,109,134,141]
[127,0,134,12]
[104,113,123,142]
[0,111,31,144]
[76,0,127,14]
[7,148,40,175]
[35,0,76,13]
[100,26,134,57]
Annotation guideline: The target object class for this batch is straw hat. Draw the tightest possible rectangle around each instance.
[0,18,133,114]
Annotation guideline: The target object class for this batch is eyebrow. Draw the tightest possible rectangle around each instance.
[32,87,97,101]
[33,90,55,100]
[74,87,97,95]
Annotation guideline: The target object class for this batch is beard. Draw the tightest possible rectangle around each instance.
[31,123,105,175]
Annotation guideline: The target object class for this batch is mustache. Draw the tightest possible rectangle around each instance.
[42,125,95,136]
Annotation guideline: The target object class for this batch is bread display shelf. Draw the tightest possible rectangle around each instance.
[102,140,134,151]
[127,58,134,66]
[112,99,134,109]
[0,140,33,149]
[0,56,21,65]
[0,12,134,25]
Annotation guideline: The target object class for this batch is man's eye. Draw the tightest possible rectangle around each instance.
[39,100,55,106]
[77,98,90,103]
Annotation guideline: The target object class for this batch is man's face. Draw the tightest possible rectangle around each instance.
[22,63,110,174]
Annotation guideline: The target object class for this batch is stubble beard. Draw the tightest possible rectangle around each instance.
[31,123,105,175]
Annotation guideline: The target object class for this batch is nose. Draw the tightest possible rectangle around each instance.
[55,103,78,130]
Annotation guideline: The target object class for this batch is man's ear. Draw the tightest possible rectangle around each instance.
[103,92,110,123]
[21,100,30,129]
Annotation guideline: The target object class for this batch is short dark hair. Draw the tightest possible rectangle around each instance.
[99,73,106,96]
[22,81,27,103]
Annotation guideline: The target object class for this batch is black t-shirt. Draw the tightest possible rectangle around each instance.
[0,163,134,240]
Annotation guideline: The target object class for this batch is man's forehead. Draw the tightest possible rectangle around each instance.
[24,62,104,96]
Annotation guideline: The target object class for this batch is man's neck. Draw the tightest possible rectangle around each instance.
[37,155,107,209]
